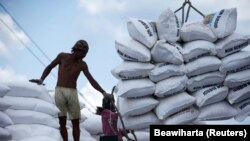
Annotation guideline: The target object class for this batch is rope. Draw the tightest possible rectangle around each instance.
[174,0,204,24]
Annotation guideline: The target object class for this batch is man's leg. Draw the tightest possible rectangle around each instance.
[71,119,80,141]
[59,116,68,141]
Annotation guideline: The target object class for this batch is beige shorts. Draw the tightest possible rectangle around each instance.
[55,87,80,120]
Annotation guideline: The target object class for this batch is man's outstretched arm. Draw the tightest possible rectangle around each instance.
[40,53,61,82]
[81,62,106,95]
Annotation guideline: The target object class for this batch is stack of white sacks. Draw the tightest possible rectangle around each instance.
[0,81,98,141]
[0,81,61,141]
[112,7,250,132]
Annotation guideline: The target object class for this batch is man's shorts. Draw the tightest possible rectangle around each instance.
[55,87,80,120]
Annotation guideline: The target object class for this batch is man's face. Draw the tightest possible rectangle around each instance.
[75,49,87,59]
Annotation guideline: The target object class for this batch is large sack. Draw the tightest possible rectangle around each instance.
[119,112,158,130]
[5,124,61,140]
[118,96,158,117]
[180,22,217,42]
[216,33,250,58]
[127,17,158,48]
[163,107,199,125]
[5,81,53,103]
[115,39,151,62]
[157,9,181,42]
[192,85,228,107]
[3,96,59,116]
[182,40,216,63]
[196,101,238,121]
[0,127,12,141]
[17,136,58,141]
[0,111,13,127]
[187,71,226,92]
[154,92,196,120]
[233,98,250,122]
[116,79,155,98]
[186,56,221,78]
[5,109,59,128]
[68,128,96,141]
[80,109,102,135]
[224,69,250,88]
[0,98,11,111]
[0,83,10,97]
[151,40,183,64]
[220,51,250,74]
[227,82,250,104]
[111,61,154,80]
[149,63,186,82]
[155,75,187,97]
[204,8,237,38]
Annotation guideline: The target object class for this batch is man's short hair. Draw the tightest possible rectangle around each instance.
[71,40,89,53]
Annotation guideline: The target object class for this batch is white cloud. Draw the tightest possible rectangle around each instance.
[0,40,9,56]
[80,82,103,108]
[0,13,30,53]
[0,66,28,83]
[78,0,126,15]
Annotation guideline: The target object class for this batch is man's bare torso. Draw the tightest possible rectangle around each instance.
[57,53,85,89]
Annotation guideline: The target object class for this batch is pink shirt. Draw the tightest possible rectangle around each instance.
[101,109,122,141]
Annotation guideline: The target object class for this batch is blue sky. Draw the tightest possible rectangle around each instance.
[0,0,250,123]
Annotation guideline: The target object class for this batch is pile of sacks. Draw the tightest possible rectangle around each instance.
[112,7,250,130]
[0,81,98,141]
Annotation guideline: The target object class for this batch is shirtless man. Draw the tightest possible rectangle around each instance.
[32,40,107,141]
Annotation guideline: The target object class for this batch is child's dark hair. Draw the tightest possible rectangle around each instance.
[102,95,116,112]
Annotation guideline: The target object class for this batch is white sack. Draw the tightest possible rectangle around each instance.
[182,40,216,63]
[186,56,221,78]
[187,71,226,92]
[227,82,250,104]
[0,83,10,97]
[192,85,228,107]
[233,98,250,122]
[224,69,250,88]
[163,107,199,125]
[151,40,183,64]
[115,39,151,62]
[197,101,238,121]
[127,17,157,48]
[5,81,53,103]
[0,98,11,111]
[3,96,59,116]
[80,109,102,135]
[118,96,159,117]
[204,8,237,38]
[157,9,180,42]
[119,112,157,130]
[5,109,59,128]
[111,61,154,80]
[155,75,187,97]
[220,51,250,74]
[154,92,196,120]
[116,79,155,98]
[0,127,12,141]
[216,33,250,58]
[149,63,186,82]
[17,136,58,141]
[180,22,217,42]
[6,124,61,140]
[0,111,13,127]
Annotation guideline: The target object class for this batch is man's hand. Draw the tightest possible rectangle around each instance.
[29,79,44,85]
